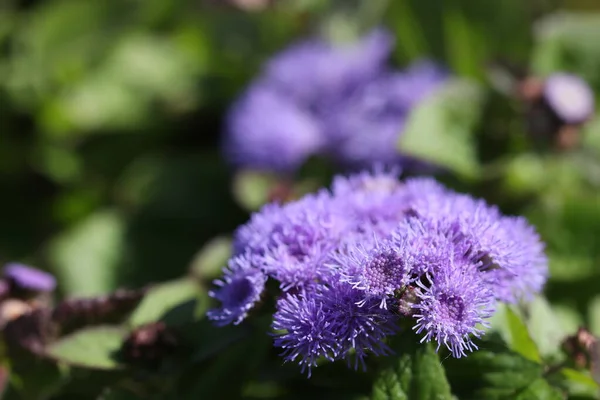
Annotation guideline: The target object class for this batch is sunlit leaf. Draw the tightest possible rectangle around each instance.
[46,326,126,370]
[371,331,452,400]
[399,78,484,179]
[47,210,125,296]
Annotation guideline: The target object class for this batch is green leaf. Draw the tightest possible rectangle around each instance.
[232,169,281,211]
[561,368,600,398]
[531,12,600,90]
[128,278,204,327]
[514,378,563,400]
[371,331,452,400]
[47,210,125,296]
[189,236,232,281]
[525,296,566,358]
[45,326,126,370]
[398,78,484,179]
[490,304,541,363]
[444,340,548,399]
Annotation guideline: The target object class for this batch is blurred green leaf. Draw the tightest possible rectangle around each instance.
[371,331,452,400]
[532,12,600,90]
[525,296,566,358]
[561,368,600,398]
[232,170,281,211]
[128,278,204,327]
[398,78,484,179]
[502,154,548,197]
[513,378,563,400]
[445,340,550,399]
[189,236,232,281]
[490,304,541,363]
[46,326,126,370]
[48,210,125,296]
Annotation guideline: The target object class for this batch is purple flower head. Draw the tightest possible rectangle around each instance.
[207,254,267,326]
[544,73,594,124]
[211,169,549,370]
[482,216,548,303]
[324,61,447,169]
[234,190,349,291]
[273,281,398,375]
[223,84,324,172]
[273,292,339,376]
[333,238,411,308]
[406,187,548,303]
[330,169,409,236]
[389,216,466,278]
[412,260,495,358]
[265,28,394,106]
[325,73,408,167]
[4,263,56,292]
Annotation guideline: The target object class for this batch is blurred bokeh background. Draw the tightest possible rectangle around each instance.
[1,0,600,353]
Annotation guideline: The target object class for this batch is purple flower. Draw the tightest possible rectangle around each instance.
[330,169,409,236]
[406,187,548,303]
[207,254,267,326]
[4,263,56,292]
[233,191,349,291]
[324,61,447,168]
[272,292,339,376]
[265,28,394,106]
[482,216,548,303]
[412,260,495,358]
[209,169,549,373]
[543,73,594,124]
[273,281,398,375]
[333,239,411,308]
[223,84,324,173]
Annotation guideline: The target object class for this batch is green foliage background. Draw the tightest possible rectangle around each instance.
[1,0,600,398]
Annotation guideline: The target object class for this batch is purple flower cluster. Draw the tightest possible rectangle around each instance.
[223,29,448,173]
[208,170,548,375]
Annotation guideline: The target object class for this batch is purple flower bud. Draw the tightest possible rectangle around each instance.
[544,73,595,124]
[4,263,56,292]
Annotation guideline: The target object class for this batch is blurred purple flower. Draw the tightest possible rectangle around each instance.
[4,263,56,292]
[223,84,325,172]
[224,27,448,173]
[544,73,595,124]
[324,62,447,168]
[265,28,394,106]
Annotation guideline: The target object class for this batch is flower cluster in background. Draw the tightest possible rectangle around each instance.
[208,169,548,375]
[222,29,448,173]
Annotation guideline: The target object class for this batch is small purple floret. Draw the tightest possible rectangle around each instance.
[4,263,57,292]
